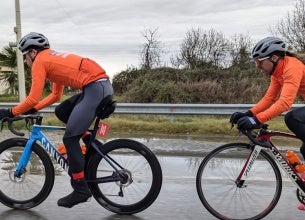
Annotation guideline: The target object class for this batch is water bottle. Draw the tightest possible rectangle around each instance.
[286,150,305,173]
[57,144,87,160]
[81,145,87,155]
[57,144,68,160]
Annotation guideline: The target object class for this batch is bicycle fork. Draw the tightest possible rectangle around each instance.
[14,139,35,178]
[235,145,262,187]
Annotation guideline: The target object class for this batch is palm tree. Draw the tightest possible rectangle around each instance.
[0,46,74,97]
[0,46,18,95]
[0,46,32,95]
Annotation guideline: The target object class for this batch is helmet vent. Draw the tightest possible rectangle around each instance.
[251,37,287,58]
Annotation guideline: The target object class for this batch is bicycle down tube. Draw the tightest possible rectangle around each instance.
[247,130,305,194]
[15,123,127,183]
[266,137,305,193]
[15,124,68,177]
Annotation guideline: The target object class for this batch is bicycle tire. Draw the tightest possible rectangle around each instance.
[86,139,162,214]
[196,142,282,220]
[0,138,55,210]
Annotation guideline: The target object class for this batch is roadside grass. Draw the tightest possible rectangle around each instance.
[20,114,290,136]
[0,96,291,136]
[3,114,300,150]
[104,114,290,135]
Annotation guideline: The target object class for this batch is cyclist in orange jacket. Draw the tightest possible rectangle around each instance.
[0,32,114,208]
[230,36,305,210]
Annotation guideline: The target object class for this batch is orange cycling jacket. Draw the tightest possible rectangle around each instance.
[12,49,109,115]
[250,56,305,123]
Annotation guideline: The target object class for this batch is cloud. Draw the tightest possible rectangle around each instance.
[0,0,298,77]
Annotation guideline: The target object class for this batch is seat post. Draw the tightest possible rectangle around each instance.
[88,116,101,146]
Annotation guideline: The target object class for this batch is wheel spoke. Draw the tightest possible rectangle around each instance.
[87,139,162,214]
[196,143,282,220]
[0,140,54,209]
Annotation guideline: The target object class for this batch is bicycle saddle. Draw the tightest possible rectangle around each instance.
[95,95,116,119]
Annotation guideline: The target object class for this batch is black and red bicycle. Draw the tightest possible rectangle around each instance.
[196,124,305,220]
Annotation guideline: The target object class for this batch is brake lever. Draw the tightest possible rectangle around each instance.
[8,120,25,136]
[230,122,234,129]
[25,118,32,131]
[0,117,9,132]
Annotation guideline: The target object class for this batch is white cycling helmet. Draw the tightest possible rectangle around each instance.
[251,37,287,59]
[18,32,50,53]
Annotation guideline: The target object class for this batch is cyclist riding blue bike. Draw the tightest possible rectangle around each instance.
[0,32,114,208]
[230,36,305,210]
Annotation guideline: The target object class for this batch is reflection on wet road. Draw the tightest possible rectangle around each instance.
[0,131,304,219]
[0,155,304,219]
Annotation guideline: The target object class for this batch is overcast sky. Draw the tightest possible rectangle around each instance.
[0,0,298,78]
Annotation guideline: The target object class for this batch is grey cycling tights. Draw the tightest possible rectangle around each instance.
[55,80,113,175]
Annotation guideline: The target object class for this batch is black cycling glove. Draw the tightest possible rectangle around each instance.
[23,108,38,115]
[237,116,261,130]
[230,111,253,124]
[0,109,14,119]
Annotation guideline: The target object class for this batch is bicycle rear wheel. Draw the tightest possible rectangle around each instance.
[86,139,162,214]
[0,138,54,209]
[196,143,282,220]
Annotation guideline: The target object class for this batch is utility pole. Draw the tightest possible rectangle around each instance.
[9,0,26,101]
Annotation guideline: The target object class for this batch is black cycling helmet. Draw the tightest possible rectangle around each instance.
[18,32,50,53]
[251,37,287,59]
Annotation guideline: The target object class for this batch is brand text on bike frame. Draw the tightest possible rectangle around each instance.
[240,138,305,193]
[15,125,68,177]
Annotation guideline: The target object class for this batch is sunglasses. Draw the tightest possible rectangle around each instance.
[22,50,31,60]
[255,56,270,65]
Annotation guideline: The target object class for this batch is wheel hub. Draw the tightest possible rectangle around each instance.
[8,170,26,183]
[116,169,133,187]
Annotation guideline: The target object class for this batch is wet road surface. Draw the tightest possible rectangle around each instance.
[0,155,305,220]
[0,131,305,219]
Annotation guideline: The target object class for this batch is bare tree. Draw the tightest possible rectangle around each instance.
[228,34,253,69]
[178,28,228,69]
[140,28,163,69]
[179,28,202,69]
[201,29,228,67]
[169,54,183,69]
[275,0,305,52]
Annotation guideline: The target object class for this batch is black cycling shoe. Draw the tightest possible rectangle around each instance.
[57,179,92,208]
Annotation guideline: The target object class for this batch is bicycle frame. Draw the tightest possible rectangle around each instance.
[14,124,68,177]
[237,129,305,193]
[14,120,126,182]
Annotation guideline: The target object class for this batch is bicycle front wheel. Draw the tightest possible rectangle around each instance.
[86,139,162,215]
[0,138,55,209]
[196,143,282,220]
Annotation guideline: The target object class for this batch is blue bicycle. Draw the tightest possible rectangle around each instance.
[0,96,162,214]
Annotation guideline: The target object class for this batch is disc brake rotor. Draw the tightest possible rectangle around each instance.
[116,169,133,187]
[8,170,26,183]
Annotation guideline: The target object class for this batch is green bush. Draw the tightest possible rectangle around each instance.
[114,66,270,103]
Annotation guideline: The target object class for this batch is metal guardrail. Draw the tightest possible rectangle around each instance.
[116,103,255,115]
[1,102,304,115]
